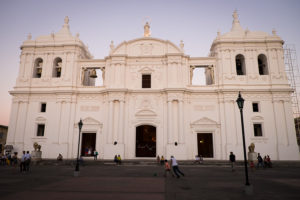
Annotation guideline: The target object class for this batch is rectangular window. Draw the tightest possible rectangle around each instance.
[253,124,263,137]
[41,103,46,112]
[0,132,3,139]
[252,102,259,112]
[37,124,45,137]
[142,74,151,88]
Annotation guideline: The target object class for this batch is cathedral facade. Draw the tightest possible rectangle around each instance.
[7,12,300,160]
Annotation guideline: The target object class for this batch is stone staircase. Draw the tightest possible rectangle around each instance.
[33,159,300,167]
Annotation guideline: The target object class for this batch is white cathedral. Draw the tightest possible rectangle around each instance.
[7,11,300,160]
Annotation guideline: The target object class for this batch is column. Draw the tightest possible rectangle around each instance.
[218,99,227,159]
[113,101,119,143]
[60,101,71,144]
[178,100,184,143]
[25,54,33,79]
[107,101,114,143]
[56,101,62,143]
[271,99,280,159]
[67,101,76,158]
[167,101,172,143]
[118,100,124,143]
[273,100,287,145]
[173,101,178,143]
[282,100,291,145]
[224,100,236,145]
[62,52,68,79]
[7,101,20,143]
[15,101,28,143]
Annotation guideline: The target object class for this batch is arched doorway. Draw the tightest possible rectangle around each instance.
[136,125,156,157]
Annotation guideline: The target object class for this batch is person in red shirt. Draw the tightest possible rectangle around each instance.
[164,159,174,177]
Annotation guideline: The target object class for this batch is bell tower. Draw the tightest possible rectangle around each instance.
[210,10,285,86]
[16,16,92,88]
[7,17,92,155]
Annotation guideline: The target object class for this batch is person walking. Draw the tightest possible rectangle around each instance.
[160,156,165,165]
[266,155,272,168]
[25,151,31,171]
[170,156,185,178]
[257,153,264,169]
[156,155,160,165]
[93,150,98,160]
[164,159,174,177]
[20,151,26,172]
[114,155,118,164]
[229,152,236,171]
[117,155,122,165]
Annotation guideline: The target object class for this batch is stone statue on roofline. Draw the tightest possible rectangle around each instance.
[144,22,151,37]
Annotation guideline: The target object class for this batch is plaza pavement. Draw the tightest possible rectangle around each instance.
[0,161,300,200]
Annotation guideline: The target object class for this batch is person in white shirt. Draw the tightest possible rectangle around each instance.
[170,156,185,178]
[20,151,26,172]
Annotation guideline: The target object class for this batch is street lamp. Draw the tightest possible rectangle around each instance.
[236,92,250,186]
[75,119,83,175]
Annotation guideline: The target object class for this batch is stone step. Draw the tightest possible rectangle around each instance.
[32,159,300,167]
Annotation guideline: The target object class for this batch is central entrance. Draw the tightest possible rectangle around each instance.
[81,133,96,156]
[197,133,213,158]
[136,125,156,157]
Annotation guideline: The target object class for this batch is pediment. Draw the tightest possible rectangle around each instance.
[111,37,182,57]
[138,66,154,73]
[135,109,157,117]
[82,117,102,125]
[191,117,218,125]
[251,116,264,121]
[36,116,46,122]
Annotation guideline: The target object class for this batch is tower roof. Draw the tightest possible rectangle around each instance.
[211,10,283,48]
[21,17,92,58]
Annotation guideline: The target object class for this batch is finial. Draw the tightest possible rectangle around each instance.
[76,33,80,38]
[110,41,114,50]
[180,40,184,50]
[233,9,239,22]
[64,16,69,24]
[217,30,221,37]
[27,33,32,40]
[231,9,243,32]
[144,22,151,37]
[272,28,277,35]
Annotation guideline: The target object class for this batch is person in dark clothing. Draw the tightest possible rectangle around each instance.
[229,152,236,171]
[257,153,264,169]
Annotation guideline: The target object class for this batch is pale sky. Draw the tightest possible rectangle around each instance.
[0,0,300,126]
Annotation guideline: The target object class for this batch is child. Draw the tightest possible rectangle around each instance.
[164,159,174,177]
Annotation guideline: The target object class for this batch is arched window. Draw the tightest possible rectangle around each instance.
[235,54,246,75]
[258,54,268,75]
[53,57,62,77]
[33,58,43,78]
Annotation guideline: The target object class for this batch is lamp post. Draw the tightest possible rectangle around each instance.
[236,92,250,186]
[75,119,83,175]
